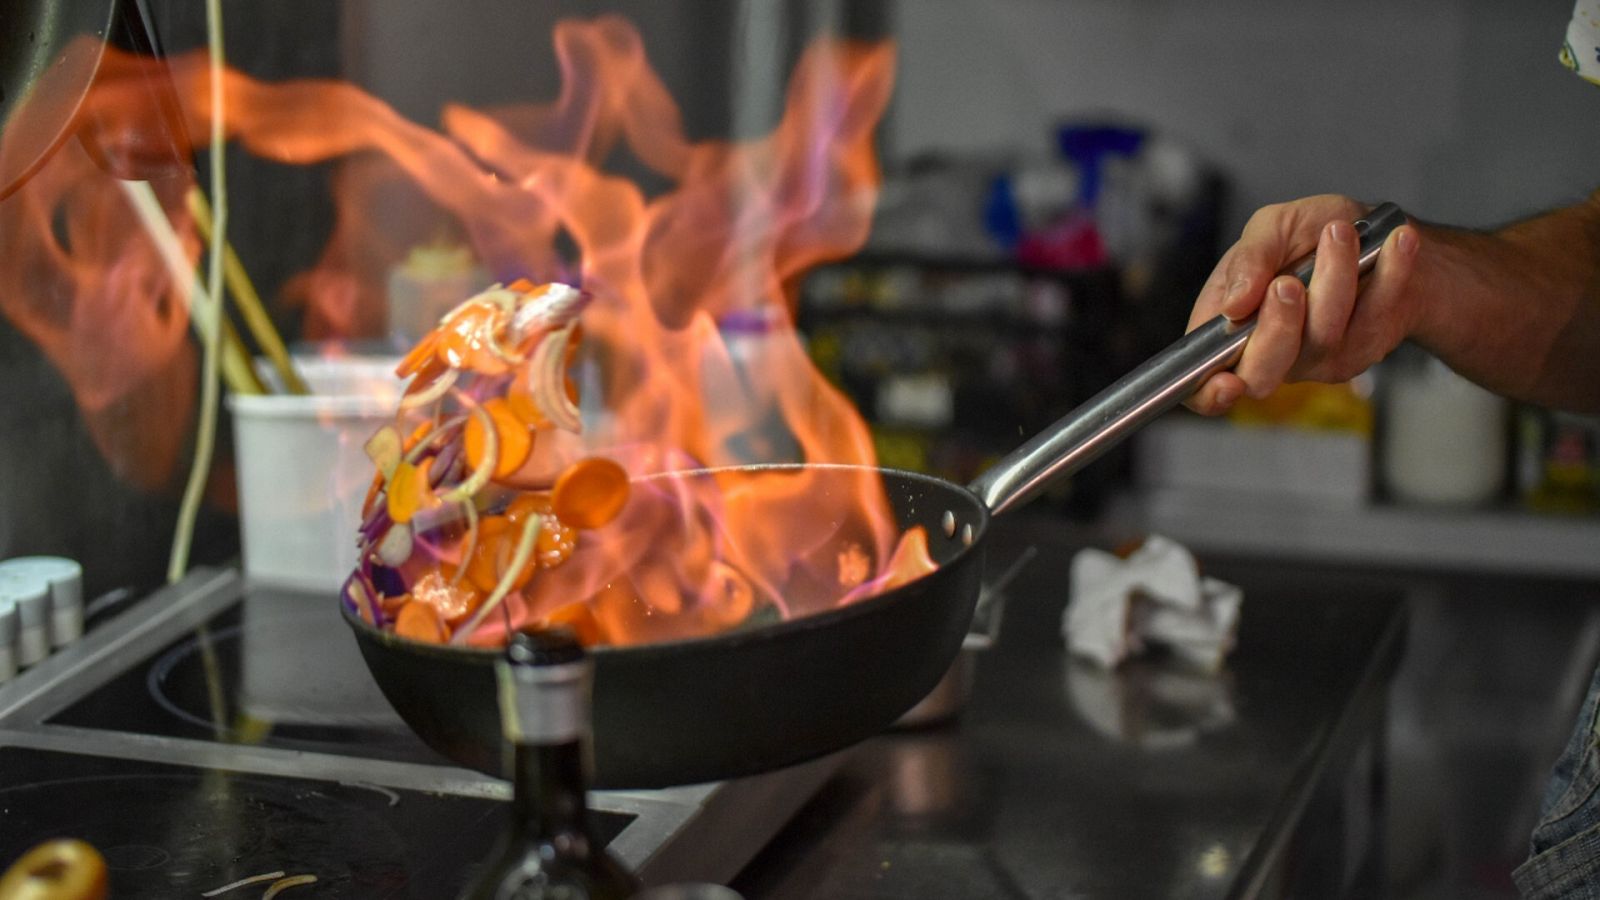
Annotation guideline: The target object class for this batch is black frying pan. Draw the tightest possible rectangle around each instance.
[344,203,1407,789]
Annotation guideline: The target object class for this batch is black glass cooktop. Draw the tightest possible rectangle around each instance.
[47,595,450,765]
[0,747,632,899]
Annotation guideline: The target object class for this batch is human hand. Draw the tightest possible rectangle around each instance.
[1184,194,1421,415]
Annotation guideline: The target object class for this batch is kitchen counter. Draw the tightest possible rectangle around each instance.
[730,515,1408,899]
[0,515,1404,897]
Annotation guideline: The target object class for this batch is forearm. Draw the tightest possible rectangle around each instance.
[1409,191,1600,411]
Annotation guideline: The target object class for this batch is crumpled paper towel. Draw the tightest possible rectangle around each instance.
[1063,535,1242,672]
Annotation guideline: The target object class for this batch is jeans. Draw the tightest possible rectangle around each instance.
[1516,662,1600,899]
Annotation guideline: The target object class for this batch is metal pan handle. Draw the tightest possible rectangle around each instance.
[967,201,1408,516]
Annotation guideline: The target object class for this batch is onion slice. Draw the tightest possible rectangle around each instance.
[375,521,414,567]
[530,324,582,433]
[438,393,497,503]
[363,426,402,481]
[453,512,542,643]
[399,366,458,409]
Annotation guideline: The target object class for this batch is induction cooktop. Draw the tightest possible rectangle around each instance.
[0,568,843,896]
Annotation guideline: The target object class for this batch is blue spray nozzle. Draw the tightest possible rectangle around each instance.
[1055,124,1145,208]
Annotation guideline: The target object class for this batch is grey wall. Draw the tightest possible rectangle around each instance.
[886,0,1600,234]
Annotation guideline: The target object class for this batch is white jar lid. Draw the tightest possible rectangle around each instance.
[0,557,82,611]
[0,572,48,627]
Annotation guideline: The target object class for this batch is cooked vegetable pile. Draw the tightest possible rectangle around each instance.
[341,281,629,645]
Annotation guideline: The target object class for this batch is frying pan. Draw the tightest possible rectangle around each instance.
[345,203,1408,789]
[0,0,187,200]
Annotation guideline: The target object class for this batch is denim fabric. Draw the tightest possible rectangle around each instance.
[1516,662,1600,899]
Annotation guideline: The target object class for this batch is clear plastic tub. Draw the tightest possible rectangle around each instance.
[227,357,401,593]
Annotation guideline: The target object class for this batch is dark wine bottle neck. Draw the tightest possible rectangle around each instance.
[509,738,591,838]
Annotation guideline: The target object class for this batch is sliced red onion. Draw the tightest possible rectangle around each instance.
[429,440,463,487]
[369,564,407,599]
[359,503,392,544]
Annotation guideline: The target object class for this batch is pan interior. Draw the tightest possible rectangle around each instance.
[345,463,990,656]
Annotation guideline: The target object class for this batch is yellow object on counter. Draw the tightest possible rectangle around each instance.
[0,840,107,900]
[1226,380,1374,436]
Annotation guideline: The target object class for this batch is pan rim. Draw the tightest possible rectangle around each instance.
[341,462,991,661]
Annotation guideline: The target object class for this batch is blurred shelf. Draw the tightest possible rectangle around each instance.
[823,250,1121,283]
[1119,488,1600,581]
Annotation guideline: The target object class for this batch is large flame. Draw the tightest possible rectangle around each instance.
[1,17,919,644]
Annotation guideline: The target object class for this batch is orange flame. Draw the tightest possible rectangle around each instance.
[2,18,920,643]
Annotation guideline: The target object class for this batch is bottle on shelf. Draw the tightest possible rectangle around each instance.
[458,629,640,900]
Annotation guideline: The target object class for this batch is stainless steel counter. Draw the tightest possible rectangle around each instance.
[0,515,1405,897]
[730,516,1408,899]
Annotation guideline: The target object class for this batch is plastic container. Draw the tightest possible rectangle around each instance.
[227,357,402,593]
[1381,352,1508,507]
[0,600,14,681]
[0,572,49,668]
[0,556,83,648]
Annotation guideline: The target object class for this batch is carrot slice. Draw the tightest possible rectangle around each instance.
[387,458,435,524]
[536,516,577,568]
[505,373,549,428]
[434,301,511,375]
[544,602,606,646]
[505,492,552,523]
[394,600,449,643]
[466,516,536,594]
[396,330,442,378]
[465,398,533,481]
[551,457,630,529]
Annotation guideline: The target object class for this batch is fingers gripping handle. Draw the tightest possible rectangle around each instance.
[1183,200,1409,390]
[967,202,1408,517]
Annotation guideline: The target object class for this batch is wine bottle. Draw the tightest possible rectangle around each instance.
[459,629,640,900]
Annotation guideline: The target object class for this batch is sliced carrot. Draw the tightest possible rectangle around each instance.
[536,516,577,569]
[396,330,442,378]
[411,568,484,627]
[434,301,511,375]
[380,593,409,618]
[464,398,533,481]
[465,516,536,594]
[361,471,385,519]
[506,367,550,428]
[387,458,435,524]
[551,457,630,529]
[543,602,606,646]
[401,419,435,453]
[507,278,535,292]
[505,492,553,523]
[394,600,449,643]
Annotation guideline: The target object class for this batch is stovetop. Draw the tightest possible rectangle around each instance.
[0,568,843,896]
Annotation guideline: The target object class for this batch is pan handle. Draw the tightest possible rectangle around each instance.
[967,202,1408,517]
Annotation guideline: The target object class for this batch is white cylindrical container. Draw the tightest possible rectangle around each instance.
[227,357,402,592]
[0,556,83,647]
[1382,354,1509,506]
[0,600,16,681]
[0,572,50,668]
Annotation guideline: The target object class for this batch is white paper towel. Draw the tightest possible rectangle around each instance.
[1064,536,1241,672]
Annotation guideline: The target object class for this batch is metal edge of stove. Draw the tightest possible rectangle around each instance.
[0,567,240,723]
[0,566,850,883]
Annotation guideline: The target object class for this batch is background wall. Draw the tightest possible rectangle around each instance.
[886,0,1600,235]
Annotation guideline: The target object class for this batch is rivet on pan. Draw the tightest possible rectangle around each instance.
[941,510,957,538]
[960,524,974,546]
